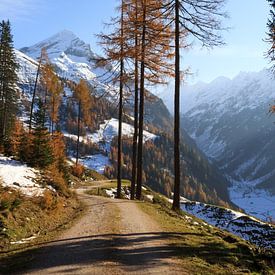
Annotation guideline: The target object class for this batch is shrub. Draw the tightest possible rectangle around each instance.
[71,163,85,178]
[43,165,71,197]
[0,189,21,212]
[40,190,55,210]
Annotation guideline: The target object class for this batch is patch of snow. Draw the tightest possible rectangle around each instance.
[105,188,116,199]
[10,235,37,245]
[0,155,53,197]
[75,154,111,174]
[145,194,154,201]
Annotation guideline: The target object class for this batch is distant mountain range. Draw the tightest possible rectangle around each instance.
[160,70,275,221]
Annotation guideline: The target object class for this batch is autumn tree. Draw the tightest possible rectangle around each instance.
[7,119,24,157]
[40,61,63,134]
[161,0,226,210]
[130,0,140,200]
[98,0,130,198]
[134,0,174,200]
[0,20,19,148]
[99,0,173,199]
[72,79,92,165]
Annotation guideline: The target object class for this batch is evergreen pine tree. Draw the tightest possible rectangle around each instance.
[0,20,19,146]
[32,99,53,168]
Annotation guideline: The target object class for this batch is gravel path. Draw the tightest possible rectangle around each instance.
[16,187,187,274]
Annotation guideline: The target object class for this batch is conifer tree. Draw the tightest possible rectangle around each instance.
[130,0,139,200]
[32,99,53,168]
[0,20,19,146]
[8,119,23,157]
[161,0,226,210]
[40,61,63,134]
[99,0,173,199]
[98,0,129,198]
[135,0,174,200]
[73,79,92,165]
[116,1,125,198]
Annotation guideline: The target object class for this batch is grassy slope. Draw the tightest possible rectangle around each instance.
[138,193,275,275]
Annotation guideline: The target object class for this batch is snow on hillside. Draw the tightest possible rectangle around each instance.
[181,200,275,249]
[71,155,110,174]
[88,118,157,151]
[0,155,54,197]
[66,118,157,173]
[229,179,275,222]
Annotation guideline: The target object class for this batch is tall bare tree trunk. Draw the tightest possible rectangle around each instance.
[76,100,81,165]
[131,0,139,200]
[29,53,42,133]
[117,0,125,199]
[172,0,181,210]
[136,2,146,200]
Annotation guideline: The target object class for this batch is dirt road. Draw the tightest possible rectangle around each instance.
[14,187,187,274]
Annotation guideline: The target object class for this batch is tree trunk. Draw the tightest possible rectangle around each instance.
[76,100,81,165]
[131,0,139,200]
[172,0,181,211]
[136,2,146,200]
[29,55,42,133]
[51,97,55,135]
[117,0,124,199]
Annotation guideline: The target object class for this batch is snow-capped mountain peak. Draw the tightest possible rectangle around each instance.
[20,30,97,61]
[19,30,114,89]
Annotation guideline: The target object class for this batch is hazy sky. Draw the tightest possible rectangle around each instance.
[0,0,271,84]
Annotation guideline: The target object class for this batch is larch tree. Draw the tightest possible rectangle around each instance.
[39,61,63,134]
[48,72,63,134]
[99,0,173,199]
[135,0,174,200]
[129,0,140,200]
[98,0,130,198]
[162,0,226,210]
[0,20,19,148]
[73,79,92,165]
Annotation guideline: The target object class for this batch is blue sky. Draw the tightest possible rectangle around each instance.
[0,0,271,84]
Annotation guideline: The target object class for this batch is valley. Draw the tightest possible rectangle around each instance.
[161,71,275,221]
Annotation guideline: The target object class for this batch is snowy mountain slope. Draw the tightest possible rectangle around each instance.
[180,199,275,250]
[160,69,275,221]
[66,118,157,173]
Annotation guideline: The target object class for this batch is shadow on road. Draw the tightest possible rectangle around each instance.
[0,231,199,274]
